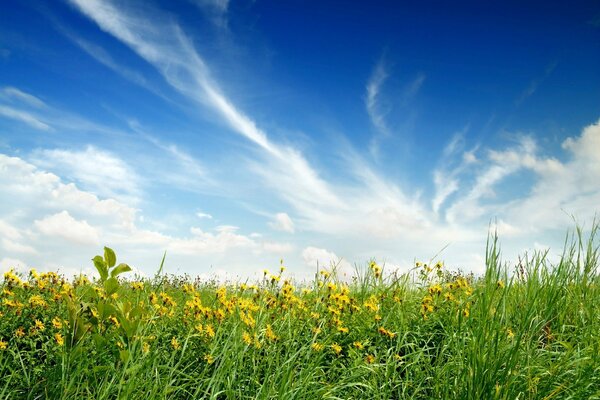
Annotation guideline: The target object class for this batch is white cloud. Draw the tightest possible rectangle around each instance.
[0,153,289,277]
[196,212,213,219]
[2,238,37,254]
[30,146,142,203]
[269,212,295,233]
[302,246,354,278]
[0,105,52,131]
[262,241,294,254]
[34,211,100,245]
[0,220,22,240]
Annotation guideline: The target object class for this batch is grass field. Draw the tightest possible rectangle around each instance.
[1,226,599,399]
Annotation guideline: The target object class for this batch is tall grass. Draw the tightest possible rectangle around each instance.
[0,224,599,399]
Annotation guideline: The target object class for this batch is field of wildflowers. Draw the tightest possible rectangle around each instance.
[1,227,599,399]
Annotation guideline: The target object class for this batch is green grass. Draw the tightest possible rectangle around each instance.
[1,224,599,399]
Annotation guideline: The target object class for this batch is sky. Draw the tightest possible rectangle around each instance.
[1,0,600,280]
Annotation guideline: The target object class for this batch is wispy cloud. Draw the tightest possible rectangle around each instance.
[432,126,478,215]
[189,0,230,28]
[1,87,46,108]
[365,57,425,158]
[366,57,391,137]
[516,61,557,105]
[67,0,344,212]
[0,105,52,131]
[69,35,152,89]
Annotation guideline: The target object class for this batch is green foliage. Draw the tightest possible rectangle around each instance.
[1,226,600,399]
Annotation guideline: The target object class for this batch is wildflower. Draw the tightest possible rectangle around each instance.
[444,292,455,302]
[353,341,364,350]
[497,280,505,289]
[204,353,215,364]
[265,324,278,341]
[171,337,180,350]
[374,314,382,322]
[54,333,64,346]
[331,343,342,355]
[311,342,324,352]
[34,319,45,331]
[319,270,330,278]
[142,342,150,353]
[337,326,349,334]
[52,317,63,329]
[428,284,442,295]
[131,281,144,291]
[242,331,253,345]
[108,316,120,328]
[507,328,515,339]
[0,340,7,350]
[462,308,470,318]
[365,354,375,364]
[204,324,215,338]
[312,326,322,335]
[378,326,396,338]
[15,327,25,338]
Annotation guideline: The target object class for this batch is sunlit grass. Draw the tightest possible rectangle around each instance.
[1,224,599,399]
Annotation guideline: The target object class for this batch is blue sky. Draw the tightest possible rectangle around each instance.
[1,0,600,280]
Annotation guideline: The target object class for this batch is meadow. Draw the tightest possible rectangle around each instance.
[1,226,599,399]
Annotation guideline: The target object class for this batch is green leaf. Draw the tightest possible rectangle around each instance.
[110,263,132,278]
[104,277,119,295]
[93,255,108,282]
[104,246,117,268]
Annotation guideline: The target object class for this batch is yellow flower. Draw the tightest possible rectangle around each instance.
[108,316,120,328]
[265,324,279,341]
[331,343,342,355]
[378,326,396,338]
[507,328,515,339]
[311,342,324,352]
[54,333,64,346]
[353,341,364,350]
[497,280,505,289]
[34,319,45,331]
[28,295,47,307]
[462,308,470,318]
[204,353,215,364]
[52,317,63,329]
[15,327,25,338]
[337,326,349,334]
[204,324,215,338]
[142,342,150,353]
[365,354,375,364]
[0,340,7,350]
[242,331,253,345]
[171,337,180,350]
